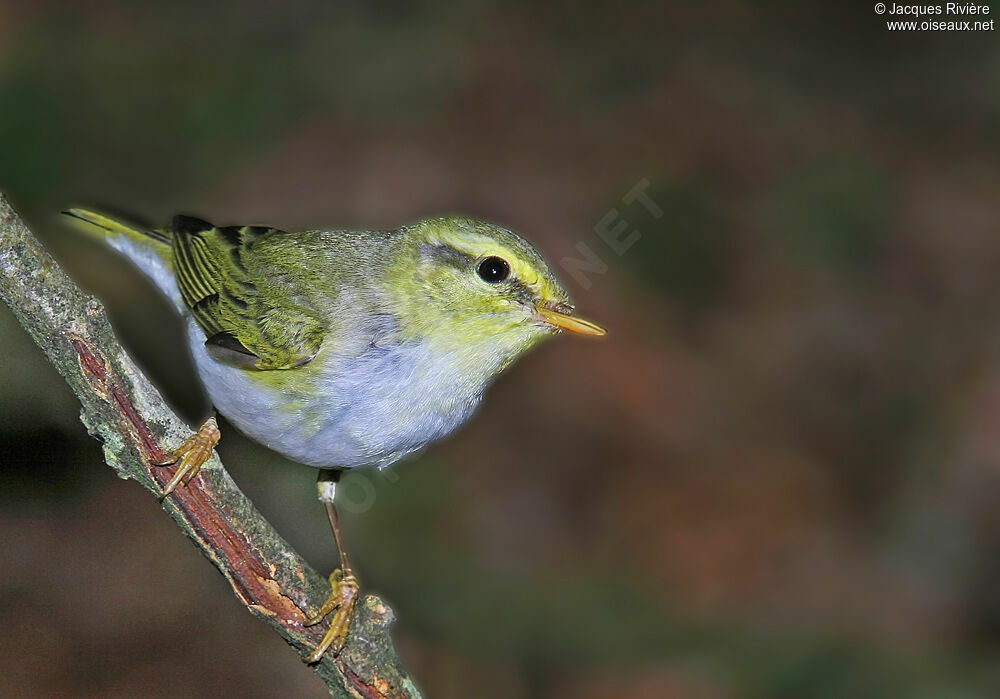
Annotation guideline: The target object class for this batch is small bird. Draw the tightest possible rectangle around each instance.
[64,208,605,662]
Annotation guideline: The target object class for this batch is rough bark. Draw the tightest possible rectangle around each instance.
[0,193,421,699]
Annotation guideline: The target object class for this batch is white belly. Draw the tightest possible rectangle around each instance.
[185,318,483,469]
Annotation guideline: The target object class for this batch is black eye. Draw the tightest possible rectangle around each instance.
[477,256,510,283]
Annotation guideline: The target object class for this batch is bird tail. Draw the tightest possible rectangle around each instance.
[62,208,182,311]
[63,207,170,247]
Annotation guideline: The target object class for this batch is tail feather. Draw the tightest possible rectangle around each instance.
[63,207,183,312]
[63,207,170,245]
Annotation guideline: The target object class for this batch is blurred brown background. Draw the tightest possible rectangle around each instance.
[3,1,1000,697]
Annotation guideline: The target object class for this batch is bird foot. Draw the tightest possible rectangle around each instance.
[154,417,220,497]
[303,569,360,663]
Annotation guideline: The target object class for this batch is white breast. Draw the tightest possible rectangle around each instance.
[185,318,484,469]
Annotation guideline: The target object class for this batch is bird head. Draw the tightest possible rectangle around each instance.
[382,216,604,374]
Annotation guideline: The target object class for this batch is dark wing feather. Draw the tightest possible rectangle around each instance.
[168,218,325,370]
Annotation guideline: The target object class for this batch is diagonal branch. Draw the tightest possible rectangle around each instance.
[0,194,421,699]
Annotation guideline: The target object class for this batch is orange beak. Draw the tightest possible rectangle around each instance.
[534,306,606,336]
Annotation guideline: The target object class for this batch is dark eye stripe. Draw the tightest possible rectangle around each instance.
[506,279,534,304]
[420,243,475,268]
[421,245,534,300]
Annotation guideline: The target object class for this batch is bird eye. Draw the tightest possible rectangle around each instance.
[477,256,511,283]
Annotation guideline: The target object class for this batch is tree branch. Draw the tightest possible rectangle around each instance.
[0,194,421,699]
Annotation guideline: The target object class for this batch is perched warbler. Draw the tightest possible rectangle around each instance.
[64,208,605,661]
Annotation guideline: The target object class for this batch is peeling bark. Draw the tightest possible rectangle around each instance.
[0,194,421,699]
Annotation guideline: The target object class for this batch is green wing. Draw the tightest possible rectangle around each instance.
[168,215,325,370]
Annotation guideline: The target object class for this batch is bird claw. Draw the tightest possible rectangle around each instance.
[303,569,359,663]
[155,417,220,497]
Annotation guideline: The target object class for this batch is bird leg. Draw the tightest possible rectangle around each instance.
[304,470,360,664]
[153,417,220,497]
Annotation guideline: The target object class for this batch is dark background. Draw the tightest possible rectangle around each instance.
[3,1,1000,697]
